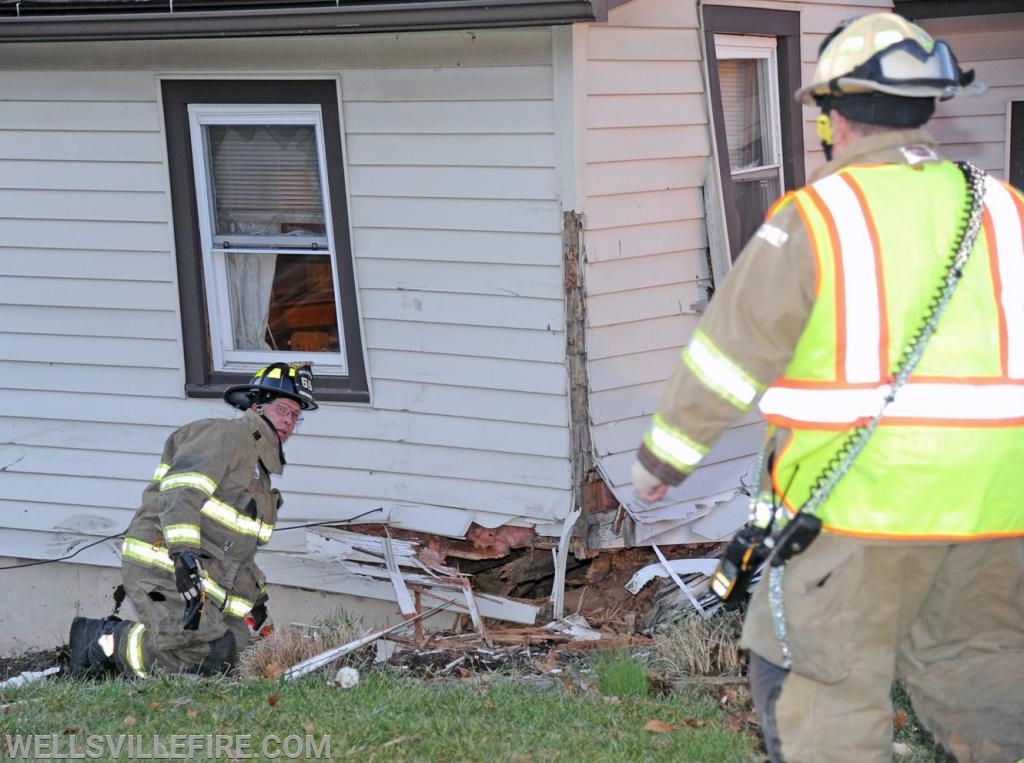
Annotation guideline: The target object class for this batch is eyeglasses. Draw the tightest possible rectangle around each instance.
[266,401,303,425]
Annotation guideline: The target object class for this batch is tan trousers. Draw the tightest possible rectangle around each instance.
[117,560,248,676]
[740,535,1024,763]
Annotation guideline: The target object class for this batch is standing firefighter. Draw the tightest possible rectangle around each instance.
[632,13,1024,763]
[69,362,317,678]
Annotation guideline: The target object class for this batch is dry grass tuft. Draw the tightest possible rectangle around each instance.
[649,609,746,677]
[237,608,368,679]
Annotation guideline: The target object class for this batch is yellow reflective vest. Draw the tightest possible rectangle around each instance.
[759,161,1024,539]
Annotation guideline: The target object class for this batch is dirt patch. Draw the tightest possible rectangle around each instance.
[0,646,68,682]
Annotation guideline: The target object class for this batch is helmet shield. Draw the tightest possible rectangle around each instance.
[223,362,318,412]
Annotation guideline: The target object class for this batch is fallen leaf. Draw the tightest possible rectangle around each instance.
[484,699,494,710]
[893,711,909,730]
[644,719,677,733]
[680,718,707,728]
[263,663,284,680]
[123,715,137,727]
[303,722,314,734]
[725,716,744,733]
[268,693,279,708]
[62,727,80,735]
[148,702,161,711]
[186,709,198,720]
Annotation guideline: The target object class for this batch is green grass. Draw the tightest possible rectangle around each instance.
[2,670,760,762]
[591,649,650,698]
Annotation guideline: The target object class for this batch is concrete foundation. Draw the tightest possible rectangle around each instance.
[0,557,423,657]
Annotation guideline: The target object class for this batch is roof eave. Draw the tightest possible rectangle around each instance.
[0,0,608,42]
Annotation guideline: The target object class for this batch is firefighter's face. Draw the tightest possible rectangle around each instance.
[256,398,303,444]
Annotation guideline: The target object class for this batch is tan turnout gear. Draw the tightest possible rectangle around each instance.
[69,363,316,679]
[115,408,284,676]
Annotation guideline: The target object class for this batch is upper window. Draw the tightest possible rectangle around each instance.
[702,7,805,275]
[163,81,368,402]
[715,35,785,255]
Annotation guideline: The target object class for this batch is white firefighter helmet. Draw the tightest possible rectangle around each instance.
[795,12,985,104]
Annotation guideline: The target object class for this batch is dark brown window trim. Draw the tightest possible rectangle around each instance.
[1010,101,1024,192]
[162,79,369,404]
[702,6,805,260]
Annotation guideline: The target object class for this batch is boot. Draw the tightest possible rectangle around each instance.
[68,616,121,679]
[195,630,238,676]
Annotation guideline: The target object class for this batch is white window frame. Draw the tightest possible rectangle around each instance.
[187,103,348,375]
[713,33,786,205]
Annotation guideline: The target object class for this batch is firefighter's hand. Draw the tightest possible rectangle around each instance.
[172,551,204,601]
[172,551,205,630]
[246,594,273,640]
[632,462,669,503]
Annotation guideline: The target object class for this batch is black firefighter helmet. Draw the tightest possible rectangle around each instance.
[223,362,318,412]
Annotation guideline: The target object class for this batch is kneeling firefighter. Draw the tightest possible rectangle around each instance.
[69,362,317,678]
[631,12,1024,763]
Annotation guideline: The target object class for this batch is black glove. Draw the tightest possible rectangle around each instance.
[246,593,272,639]
[172,550,205,630]
[250,593,269,629]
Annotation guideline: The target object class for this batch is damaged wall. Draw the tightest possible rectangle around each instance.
[0,28,576,598]
[574,0,894,547]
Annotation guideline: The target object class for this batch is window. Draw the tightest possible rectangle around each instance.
[1009,100,1024,191]
[163,81,367,402]
[702,7,805,271]
[715,34,786,256]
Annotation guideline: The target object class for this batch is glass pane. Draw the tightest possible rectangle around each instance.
[717,58,771,171]
[207,124,325,241]
[734,173,781,259]
[226,251,341,353]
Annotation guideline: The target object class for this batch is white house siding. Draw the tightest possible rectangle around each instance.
[0,29,573,591]
[578,0,890,545]
[916,13,1024,178]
